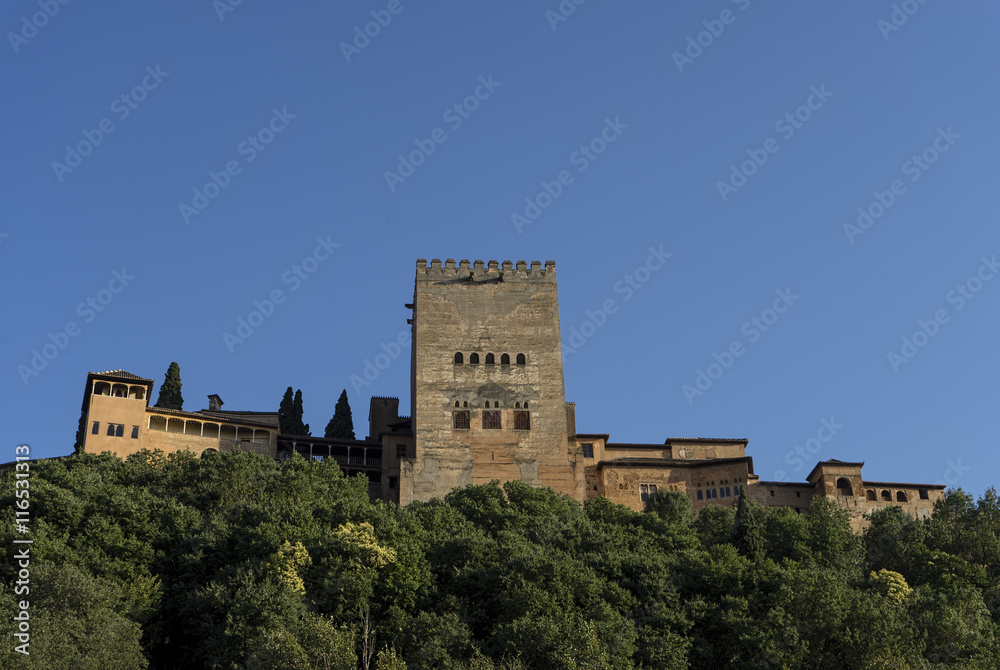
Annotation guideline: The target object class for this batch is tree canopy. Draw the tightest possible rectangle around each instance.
[3,453,1000,669]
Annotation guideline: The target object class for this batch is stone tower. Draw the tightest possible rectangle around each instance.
[401,259,583,504]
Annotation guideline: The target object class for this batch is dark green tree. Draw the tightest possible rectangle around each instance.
[279,387,310,436]
[293,389,310,436]
[279,387,295,434]
[325,390,355,440]
[73,408,87,454]
[645,489,694,527]
[732,485,765,562]
[154,362,184,410]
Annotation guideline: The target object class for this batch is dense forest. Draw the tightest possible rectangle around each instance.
[3,450,1000,669]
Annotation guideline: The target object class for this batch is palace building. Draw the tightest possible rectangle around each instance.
[78,259,944,529]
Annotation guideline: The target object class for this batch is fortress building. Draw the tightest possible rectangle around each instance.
[78,259,944,529]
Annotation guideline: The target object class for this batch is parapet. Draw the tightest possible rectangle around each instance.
[416,258,556,281]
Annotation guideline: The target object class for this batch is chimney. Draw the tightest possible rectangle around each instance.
[208,394,224,411]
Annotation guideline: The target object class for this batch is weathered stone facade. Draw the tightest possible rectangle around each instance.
[404,259,582,504]
[79,258,946,530]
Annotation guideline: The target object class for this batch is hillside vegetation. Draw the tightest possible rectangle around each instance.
[3,450,1000,669]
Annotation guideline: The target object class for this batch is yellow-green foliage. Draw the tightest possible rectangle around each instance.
[334,522,397,570]
[870,569,912,604]
[375,646,408,670]
[268,540,312,595]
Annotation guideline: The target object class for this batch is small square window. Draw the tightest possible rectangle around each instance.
[396,445,407,459]
[389,477,398,489]
[919,489,929,500]
[581,443,594,458]
[796,491,801,498]
[453,411,470,430]
[770,490,775,497]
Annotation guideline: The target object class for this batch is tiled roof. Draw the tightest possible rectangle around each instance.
[665,437,748,444]
[145,406,276,429]
[90,370,154,383]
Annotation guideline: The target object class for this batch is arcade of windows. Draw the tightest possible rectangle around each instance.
[454,353,526,366]
[452,400,530,431]
[695,478,740,502]
[93,421,139,439]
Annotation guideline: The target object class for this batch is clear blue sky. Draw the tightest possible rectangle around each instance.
[3,1,998,496]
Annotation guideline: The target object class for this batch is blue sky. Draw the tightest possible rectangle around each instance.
[3,1,998,496]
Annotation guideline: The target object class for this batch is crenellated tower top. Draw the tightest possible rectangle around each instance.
[416,259,556,281]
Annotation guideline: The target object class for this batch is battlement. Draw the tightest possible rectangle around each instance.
[416,259,556,282]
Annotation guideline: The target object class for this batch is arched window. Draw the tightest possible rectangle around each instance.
[485,353,495,365]
[493,401,499,408]
[881,490,891,501]
[516,353,526,365]
[866,490,876,501]
[836,477,853,496]
[515,402,520,408]
[469,353,479,364]
[523,401,528,408]
[455,401,460,407]
[896,491,907,502]
[454,352,463,365]
[463,401,468,408]
[501,354,510,365]
[484,401,490,408]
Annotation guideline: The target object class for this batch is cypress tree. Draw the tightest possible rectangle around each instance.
[154,362,184,410]
[279,387,295,434]
[73,409,87,454]
[732,485,765,562]
[325,390,356,440]
[293,389,310,436]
